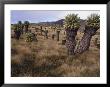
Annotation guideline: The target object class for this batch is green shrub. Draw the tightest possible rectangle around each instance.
[25,32,37,42]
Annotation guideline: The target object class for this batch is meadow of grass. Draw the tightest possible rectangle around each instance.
[11,27,100,77]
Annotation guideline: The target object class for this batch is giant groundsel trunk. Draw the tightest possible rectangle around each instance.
[66,29,78,55]
[75,14,100,54]
[56,30,60,41]
[75,26,98,54]
[24,21,30,33]
[64,14,80,55]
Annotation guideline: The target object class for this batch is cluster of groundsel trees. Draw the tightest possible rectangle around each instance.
[13,21,31,40]
[14,21,37,42]
[64,13,100,55]
[12,13,100,55]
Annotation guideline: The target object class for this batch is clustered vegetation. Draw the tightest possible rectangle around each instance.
[25,32,37,42]
[75,14,100,54]
[64,14,80,29]
[11,13,100,77]
[63,14,81,55]
[86,14,100,28]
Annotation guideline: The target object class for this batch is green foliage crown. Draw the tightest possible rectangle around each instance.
[86,14,100,29]
[64,14,80,29]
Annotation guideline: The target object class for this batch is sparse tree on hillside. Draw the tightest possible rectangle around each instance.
[56,29,60,41]
[64,14,80,55]
[44,28,48,39]
[17,21,23,34]
[24,21,30,33]
[13,24,21,40]
[40,26,43,35]
[75,14,100,54]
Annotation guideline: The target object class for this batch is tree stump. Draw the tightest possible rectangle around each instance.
[62,39,66,45]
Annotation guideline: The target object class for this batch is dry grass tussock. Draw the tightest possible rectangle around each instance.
[11,31,100,77]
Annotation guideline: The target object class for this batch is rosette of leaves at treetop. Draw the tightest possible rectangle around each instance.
[25,32,37,42]
[24,21,30,26]
[86,14,100,29]
[17,21,23,28]
[63,14,80,30]
[18,21,22,26]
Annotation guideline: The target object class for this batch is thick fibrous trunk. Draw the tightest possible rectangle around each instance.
[66,29,78,55]
[64,30,66,35]
[52,34,55,40]
[40,26,43,35]
[62,39,66,45]
[40,29,43,35]
[18,24,23,34]
[21,26,24,34]
[14,30,21,40]
[25,25,29,33]
[56,31,60,41]
[75,27,98,54]
[44,30,48,39]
